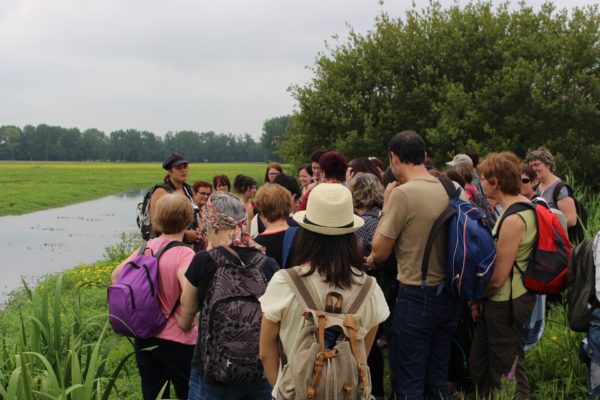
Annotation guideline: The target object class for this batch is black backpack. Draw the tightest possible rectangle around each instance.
[199,247,271,385]
[136,182,197,240]
[552,182,588,244]
[567,238,598,332]
[137,183,172,240]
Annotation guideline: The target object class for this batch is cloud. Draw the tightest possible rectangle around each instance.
[0,0,596,136]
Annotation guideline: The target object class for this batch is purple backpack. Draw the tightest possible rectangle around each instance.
[108,240,184,338]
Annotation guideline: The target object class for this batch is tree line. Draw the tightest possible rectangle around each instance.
[0,124,266,162]
[279,2,600,190]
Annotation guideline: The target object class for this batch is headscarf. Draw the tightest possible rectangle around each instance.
[201,200,265,254]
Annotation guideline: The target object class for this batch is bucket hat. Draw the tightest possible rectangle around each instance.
[162,153,189,170]
[293,183,364,235]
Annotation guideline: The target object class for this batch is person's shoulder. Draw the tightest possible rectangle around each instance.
[191,249,213,265]
[259,254,281,277]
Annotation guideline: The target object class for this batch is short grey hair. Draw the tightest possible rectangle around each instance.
[347,172,384,209]
[209,192,246,221]
[524,146,556,172]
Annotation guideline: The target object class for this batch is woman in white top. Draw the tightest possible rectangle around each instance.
[258,183,390,398]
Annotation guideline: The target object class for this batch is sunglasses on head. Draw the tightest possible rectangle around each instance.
[521,178,531,184]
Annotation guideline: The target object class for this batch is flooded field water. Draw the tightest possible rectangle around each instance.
[0,191,143,304]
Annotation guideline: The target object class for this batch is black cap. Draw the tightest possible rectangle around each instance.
[162,153,189,170]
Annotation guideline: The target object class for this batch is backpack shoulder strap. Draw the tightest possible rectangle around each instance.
[494,202,535,239]
[217,246,245,266]
[281,227,299,268]
[152,182,172,194]
[438,176,458,199]
[151,240,186,319]
[552,180,576,204]
[284,268,320,310]
[182,182,195,200]
[346,276,375,314]
[154,240,185,260]
[137,241,150,256]
[420,177,458,288]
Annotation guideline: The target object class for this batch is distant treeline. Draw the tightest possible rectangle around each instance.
[0,124,265,162]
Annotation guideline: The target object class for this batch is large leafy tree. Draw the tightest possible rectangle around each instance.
[260,115,291,162]
[281,2,600,189]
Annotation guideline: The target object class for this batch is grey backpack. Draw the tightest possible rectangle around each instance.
[199,246,270,385]
[567,238,598,332]
[276,267,375,400]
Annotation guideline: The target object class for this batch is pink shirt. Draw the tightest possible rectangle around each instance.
[145,238,197,345]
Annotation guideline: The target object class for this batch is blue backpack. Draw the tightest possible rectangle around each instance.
[281,227,299,268]
[421,177,496,300]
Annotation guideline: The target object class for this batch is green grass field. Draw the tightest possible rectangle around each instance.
[0,161,272,217]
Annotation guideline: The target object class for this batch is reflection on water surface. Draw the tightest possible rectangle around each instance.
[0,190,144,304]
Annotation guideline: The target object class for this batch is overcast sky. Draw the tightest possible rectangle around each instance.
[0,0,596,138]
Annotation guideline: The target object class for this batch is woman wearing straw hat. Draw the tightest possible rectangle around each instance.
[258,183,390,398]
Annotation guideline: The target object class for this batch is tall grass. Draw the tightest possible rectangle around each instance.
[0,234,141,399]
[0,275,135,399]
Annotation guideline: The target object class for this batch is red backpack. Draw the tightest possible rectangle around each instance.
[496,201,572,294]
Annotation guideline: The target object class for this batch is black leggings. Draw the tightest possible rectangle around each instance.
[134,337,195,400]
[368,342,385,397]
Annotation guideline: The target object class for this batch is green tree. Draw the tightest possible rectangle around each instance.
[282,2,600,189]
[0,126,22,160]
[82,128,109,160]
[260,115,291,162]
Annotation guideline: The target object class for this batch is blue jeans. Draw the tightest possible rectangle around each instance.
[388,284,460,400]
[588,307,600,399]
[188,367,272,400]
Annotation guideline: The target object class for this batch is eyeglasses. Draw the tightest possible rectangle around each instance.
[521,178,531,184]
[173,163,189,170]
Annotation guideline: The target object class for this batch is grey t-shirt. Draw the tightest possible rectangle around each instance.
[538,179,568,209]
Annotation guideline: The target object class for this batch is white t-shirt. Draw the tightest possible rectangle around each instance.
[259,264,390,394]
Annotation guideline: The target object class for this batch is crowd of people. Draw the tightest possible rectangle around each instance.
[110,130,596,400]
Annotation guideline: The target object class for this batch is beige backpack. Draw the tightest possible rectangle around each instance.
[276,267,375,400]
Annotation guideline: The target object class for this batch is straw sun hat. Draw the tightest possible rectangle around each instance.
[293,183,364,235]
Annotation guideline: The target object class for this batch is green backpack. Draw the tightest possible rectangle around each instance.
[567,238,598,332]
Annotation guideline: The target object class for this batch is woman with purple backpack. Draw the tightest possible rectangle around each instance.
[110,193,197,400]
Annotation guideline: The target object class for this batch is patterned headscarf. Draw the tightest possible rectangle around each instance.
[201,200,265,253]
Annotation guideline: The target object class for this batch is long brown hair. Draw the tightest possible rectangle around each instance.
[289,228,364,289]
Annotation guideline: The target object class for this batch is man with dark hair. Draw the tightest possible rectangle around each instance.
[310,150,327,183]
[372,130,461,399]
[296,150,348,211]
